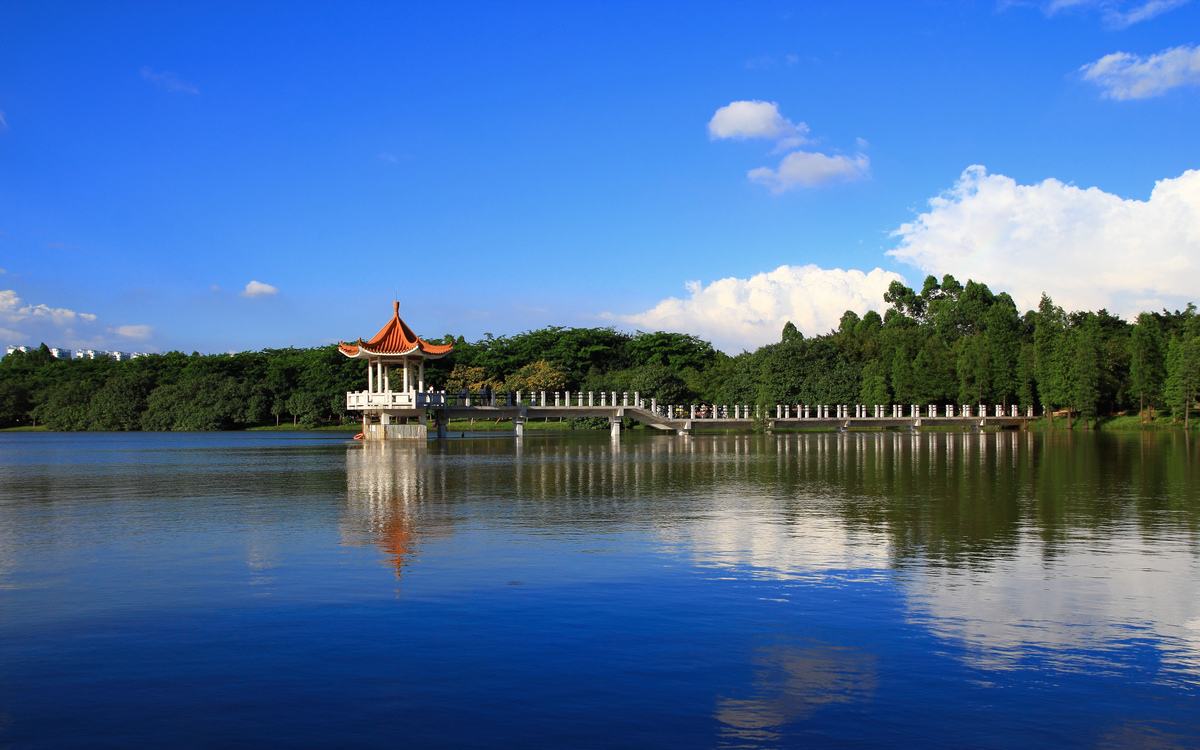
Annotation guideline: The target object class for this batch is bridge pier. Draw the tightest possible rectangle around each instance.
[514,416,525,439]
[609,415,621,439]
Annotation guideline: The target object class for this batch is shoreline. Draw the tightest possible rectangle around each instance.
[3,418,1196,434]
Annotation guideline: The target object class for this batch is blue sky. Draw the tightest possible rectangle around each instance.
[2,1,1199,353]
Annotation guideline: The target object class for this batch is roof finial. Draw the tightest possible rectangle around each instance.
[392,300,400,317]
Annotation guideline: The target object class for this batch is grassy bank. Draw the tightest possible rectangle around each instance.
[247,423,360,432]
[1024,414,1197,431]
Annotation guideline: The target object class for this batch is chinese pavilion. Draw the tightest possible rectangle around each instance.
[340,301,453,439]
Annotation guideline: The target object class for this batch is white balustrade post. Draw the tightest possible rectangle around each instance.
[1027,405,1034,417]
[611,392,617,407]
[554,392,560,407]
[588,391,594,406]
[690,404,696,419]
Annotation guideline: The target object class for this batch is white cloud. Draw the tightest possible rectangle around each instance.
[113,324,153,340]
[0,110,7,131]
[1042,0,1189,26]
[709,101,869,192]
[140,66,199,95]
[241,280,278,298]
[615,264,903,353]
[889,165,1200,315]
[748,151,870,193]
[0,289,96,325]
[0,289,107,347]
[708,100,808,142]
[1081,44,1200,100]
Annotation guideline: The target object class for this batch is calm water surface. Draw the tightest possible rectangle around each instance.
[1,430,1198,748]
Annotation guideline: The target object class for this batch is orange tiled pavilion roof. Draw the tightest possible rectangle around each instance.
[338,301,454,359]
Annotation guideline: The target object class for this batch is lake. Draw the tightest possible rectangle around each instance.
[0,430,1197,748]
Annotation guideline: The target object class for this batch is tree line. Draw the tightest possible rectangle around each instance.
[1,274,1197,431]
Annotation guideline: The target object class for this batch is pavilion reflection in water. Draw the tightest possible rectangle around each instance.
[343,442,453,579]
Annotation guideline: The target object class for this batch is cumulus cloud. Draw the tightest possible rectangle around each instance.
[0,289,107,348]
[615,265,903,353]
[241,280,278,298]
[113,324,153,340]
[748,151,870,193]
[889,165,1200,316]
[709,100,869,192]
[708,100,809,144]
[1081,44,1200,100]
[1042,0,1189,26]
[140,66,199,95]
[0,289,97,325]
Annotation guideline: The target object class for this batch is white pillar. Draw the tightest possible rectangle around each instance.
[589,392,594,406]
[402,359,410,393]
[419,359,425,392]
[367,360,374,393]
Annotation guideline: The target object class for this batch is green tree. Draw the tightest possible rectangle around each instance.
[859,361,890,406]
[1067,315,1101,427]
[1015,342,1037,410]
[1033,295,1068,423]
[1129,312,1165,419]
[1163,317,1200,429]
[956,334,990,405]
[503,360,568,393]
[890,348,915,405]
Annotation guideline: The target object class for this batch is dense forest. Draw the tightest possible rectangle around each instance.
[2,275,1198,431]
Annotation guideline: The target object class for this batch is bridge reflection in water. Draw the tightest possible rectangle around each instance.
[341,431,1200,687]
[338,429,1200,739]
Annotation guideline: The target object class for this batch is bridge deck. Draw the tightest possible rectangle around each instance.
[441,405,1031,433]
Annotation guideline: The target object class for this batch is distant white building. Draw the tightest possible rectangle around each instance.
[3,345,148,361]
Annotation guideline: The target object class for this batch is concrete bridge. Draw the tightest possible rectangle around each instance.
[356,389,1037,439]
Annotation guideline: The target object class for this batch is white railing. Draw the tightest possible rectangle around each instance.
[346,390,416,410]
